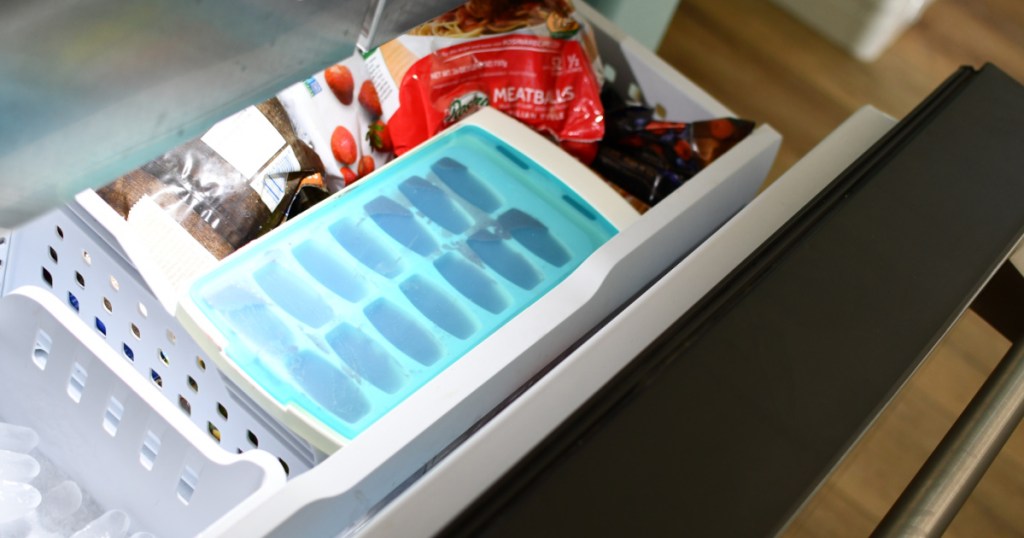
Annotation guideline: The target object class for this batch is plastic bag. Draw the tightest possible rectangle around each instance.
[98,55,393,259]
[592,94,755,207]
[363,0,605,162]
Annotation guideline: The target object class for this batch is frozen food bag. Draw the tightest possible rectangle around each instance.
[593,99,754,205]
[363,0,605,162]
[97,55,393,259]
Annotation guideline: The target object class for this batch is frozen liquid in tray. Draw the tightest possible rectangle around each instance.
[400,275,478,340]
[399,176,472,234]
[189,125,620,443]
[434,252,510,314]
[467,230,543,290]
[365,298,443,366]
[366,196,440,257]
[253,262,334,328]
[499,209,572,267]
[291,241,367,303]
[431,157,503,212]
[325,324,405,394]
[330,220,405,278]
[289,350,371,424]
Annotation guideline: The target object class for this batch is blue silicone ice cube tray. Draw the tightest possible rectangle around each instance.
[184,113,629,450]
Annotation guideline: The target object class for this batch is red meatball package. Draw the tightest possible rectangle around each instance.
[363,0,605,162]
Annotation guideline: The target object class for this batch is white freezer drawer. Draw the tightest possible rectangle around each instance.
[199,6,785,536]
[0,4,782,537]
[214,108,896,537]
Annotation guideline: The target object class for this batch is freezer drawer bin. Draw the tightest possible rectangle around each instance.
[0,3,781,536]
[0,287,283,536]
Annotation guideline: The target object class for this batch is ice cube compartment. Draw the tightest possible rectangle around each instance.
[187,124,621,446]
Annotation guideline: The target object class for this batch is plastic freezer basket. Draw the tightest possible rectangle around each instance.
[0,286,284,536]
[179,108,639,453]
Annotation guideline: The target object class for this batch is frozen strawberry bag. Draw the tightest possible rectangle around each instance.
[363,0,604,162]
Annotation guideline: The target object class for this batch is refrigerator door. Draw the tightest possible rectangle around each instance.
[427,64,1024,537]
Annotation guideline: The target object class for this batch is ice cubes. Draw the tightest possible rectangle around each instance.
[365,196,439,257]
[325,323,404,394]
[291,242,367,303]
[71,509,130,538]
[498,209,571,267]
[467,230,542,290]
[0,480,41,524]
[254,262,334,328]
[0,451,40,483]
[289,351,370,424]
[0,423,38,454]
[434,252,510,314]
[400,275,478,339]
[39,480,83,521]
[0,421,146,537]
[399,176,472,234]
[330,220,405,278]
[431,157,502,212]
[364,299,442,366]
[213,288,297,354]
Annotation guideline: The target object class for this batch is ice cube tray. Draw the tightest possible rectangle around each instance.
[179,108,638,452]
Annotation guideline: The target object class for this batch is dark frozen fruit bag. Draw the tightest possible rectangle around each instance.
[593,101,754,205]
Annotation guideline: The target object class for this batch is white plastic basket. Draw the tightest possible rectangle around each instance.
[0,286,285,536]
[1,206,322,476]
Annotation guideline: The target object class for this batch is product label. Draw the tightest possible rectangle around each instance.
[303,77,322,97]
[249,146,301,209]
[201,107,286,179]
[364,44,405,119]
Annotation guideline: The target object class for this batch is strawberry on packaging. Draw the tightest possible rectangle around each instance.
[325,64,355,105]
[357,155,376,179]
[331,125,358,165]
[359,81,383,118]
[339,167,358,184]
[363,0,604,162]
[366,120,393,153]
[277,55,395,187]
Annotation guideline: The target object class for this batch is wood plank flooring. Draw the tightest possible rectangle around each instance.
[654,0,1024,535]
[659,0,1024,186]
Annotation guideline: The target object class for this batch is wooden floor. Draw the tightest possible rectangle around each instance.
[655,1,1024,536]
